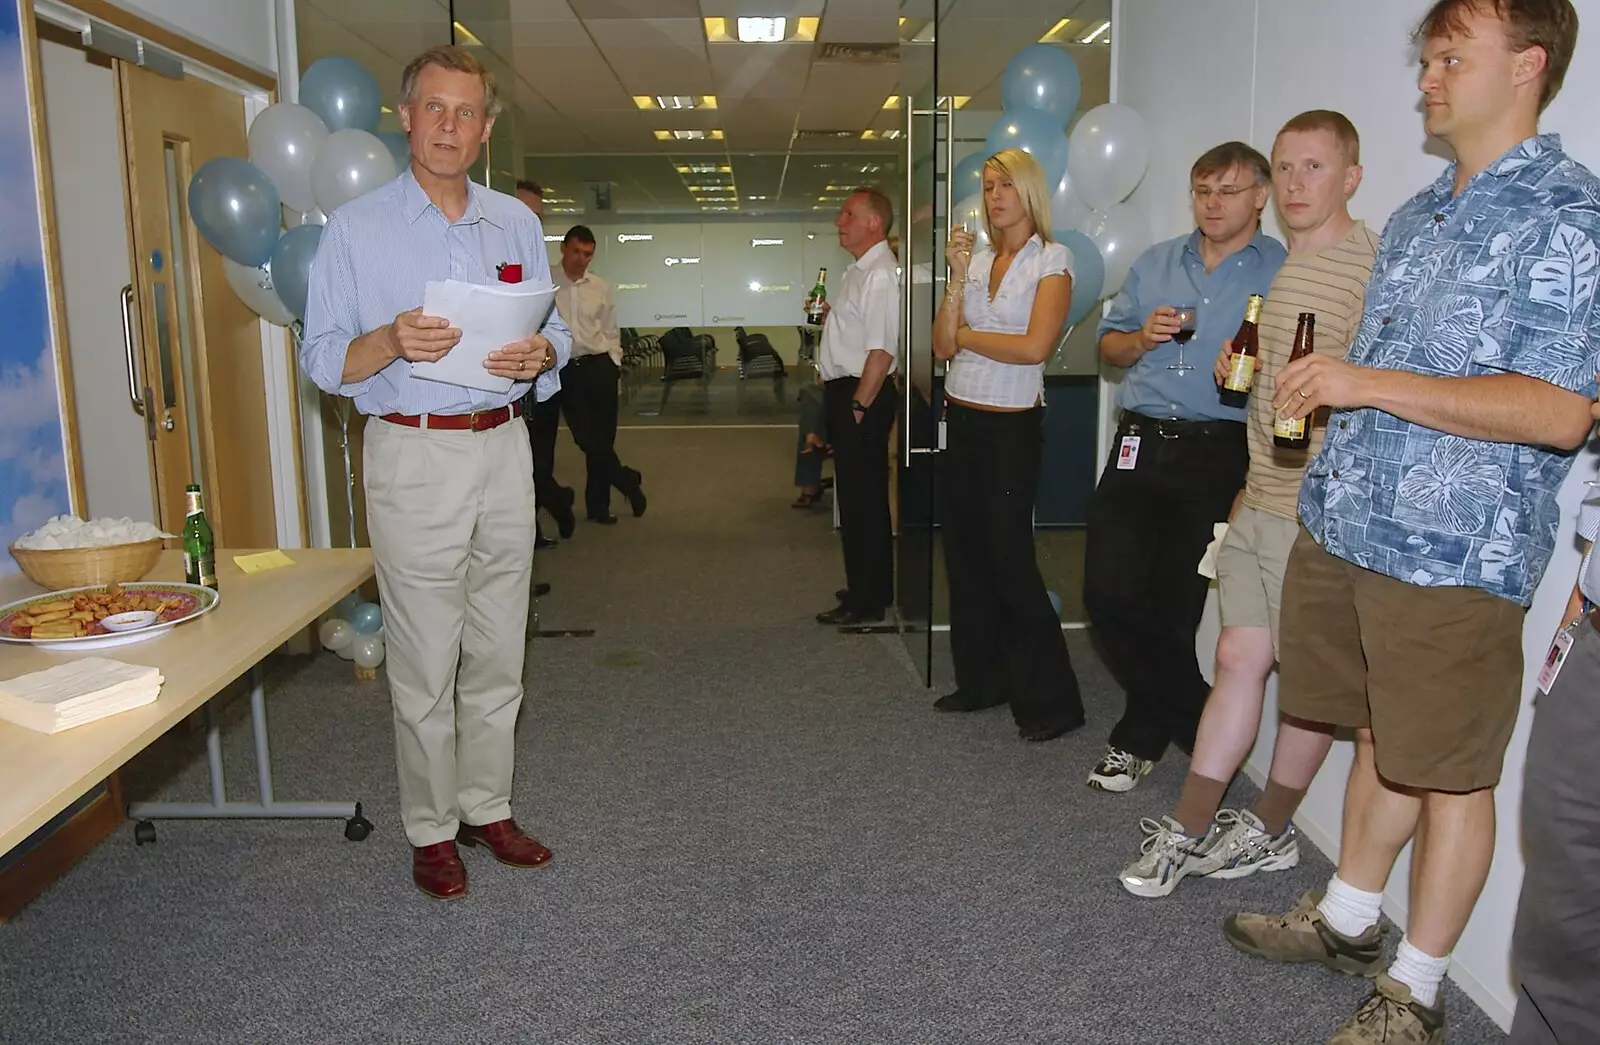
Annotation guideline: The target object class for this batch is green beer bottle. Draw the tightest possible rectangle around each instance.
[804,268,827,325]
[182,483,217,589]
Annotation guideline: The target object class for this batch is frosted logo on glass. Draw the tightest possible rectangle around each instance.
[617,233,654,243]
[751,238,784,246]
[663,257,701,266]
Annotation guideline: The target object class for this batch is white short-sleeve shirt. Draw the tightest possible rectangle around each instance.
[818,239,900,381]
[944,234,1073,408]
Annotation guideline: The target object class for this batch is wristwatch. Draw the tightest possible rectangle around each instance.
[852,399,868,412]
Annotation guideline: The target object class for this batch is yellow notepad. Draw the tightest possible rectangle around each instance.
[233,550,295,574]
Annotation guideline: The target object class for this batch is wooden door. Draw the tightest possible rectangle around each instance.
[118,63,277,547]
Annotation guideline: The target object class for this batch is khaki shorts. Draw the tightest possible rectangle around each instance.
[1216,505,1300,654]
[1277,528,1526,792]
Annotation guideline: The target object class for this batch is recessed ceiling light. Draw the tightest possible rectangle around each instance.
[861,129,902,141]
[636,95,718,110]
[882,95,900,110]
[453,21,484,47]
[1038,18,1072,43]
[654,129,724,140]
[746,195,768,200]
[676,163,732,174]
[1080,20,1111,44]
[736,17,785,42]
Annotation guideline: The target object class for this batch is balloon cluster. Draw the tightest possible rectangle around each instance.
[961,45,1155,327]
[190,57,399,326]
[318,591,386,670]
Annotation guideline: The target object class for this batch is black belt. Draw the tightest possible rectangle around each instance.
[568,352,613,366]
[1119,410,1245,440]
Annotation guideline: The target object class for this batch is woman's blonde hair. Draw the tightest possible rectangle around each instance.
[980,148,1053,247]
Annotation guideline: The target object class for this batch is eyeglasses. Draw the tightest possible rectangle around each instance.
[1191,185,1253,201]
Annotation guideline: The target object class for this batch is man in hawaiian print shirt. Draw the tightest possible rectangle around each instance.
[1223,3,1597,1043]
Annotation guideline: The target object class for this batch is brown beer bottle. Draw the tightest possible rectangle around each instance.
[1220,294,1265,408]
[1273,312,1317,449]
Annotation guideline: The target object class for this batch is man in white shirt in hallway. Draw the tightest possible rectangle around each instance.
[816,188,899,626]
[301,45,570,901]
[553,225,646,526]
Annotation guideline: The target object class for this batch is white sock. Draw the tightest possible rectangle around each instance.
[1389,936,1450,1009]
[1316,874,1383,938]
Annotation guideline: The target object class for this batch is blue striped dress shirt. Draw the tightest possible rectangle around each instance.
[300,170,571,415]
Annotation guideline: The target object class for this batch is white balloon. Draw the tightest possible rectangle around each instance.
[319,617,354,654]
[1084,203,1152,298]
[311,128,398,215]
[1068,103,1153,211]
[952,193,991,252]
[1047,169,1092,233]
[221,258,296,326]
[283,205,327,228]
[248,102,329,213]
[351,634,385,669]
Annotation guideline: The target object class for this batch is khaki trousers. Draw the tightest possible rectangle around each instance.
[364,415,536,847]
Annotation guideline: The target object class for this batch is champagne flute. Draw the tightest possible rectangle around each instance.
[953,222,980,288]
[1169,305,1198,373]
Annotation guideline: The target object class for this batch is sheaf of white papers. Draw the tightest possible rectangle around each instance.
[0,658,164,734]
[411,279,559,394]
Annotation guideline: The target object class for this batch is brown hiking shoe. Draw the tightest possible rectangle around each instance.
[1223,890,1384,976]
[1328,974,1445,1044]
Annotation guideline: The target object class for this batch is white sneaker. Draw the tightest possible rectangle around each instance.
[1086,747,1154,792]
[1205,808,1300,880]
[1119,816,1225,898]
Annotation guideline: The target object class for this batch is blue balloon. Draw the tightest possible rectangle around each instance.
[349,602,384,635]
[270,224,324,321]
[1055,228,1106,328]
[985,109,1070,193]
[376,130,412,174]
[1001,44,1082,127]
[951,151,988,202]
[188,157,280,267]
[333,591,361,620]
[300,57,382,133]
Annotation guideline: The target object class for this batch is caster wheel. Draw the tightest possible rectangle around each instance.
[344,803,372,842]
[134,820,156,846]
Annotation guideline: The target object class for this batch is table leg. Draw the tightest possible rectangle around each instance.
[127,664,371,842]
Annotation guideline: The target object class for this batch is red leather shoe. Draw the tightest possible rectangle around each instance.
[457,818,553,868]
[413,840,467,900]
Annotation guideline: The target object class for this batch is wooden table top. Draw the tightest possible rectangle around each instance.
[0,548,373,855]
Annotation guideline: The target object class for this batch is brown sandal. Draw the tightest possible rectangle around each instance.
[791,491,823,509]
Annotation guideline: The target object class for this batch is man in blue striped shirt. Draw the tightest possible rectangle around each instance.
[301,45,572,901]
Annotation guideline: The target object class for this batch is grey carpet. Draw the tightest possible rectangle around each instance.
[0,428,1507,1044]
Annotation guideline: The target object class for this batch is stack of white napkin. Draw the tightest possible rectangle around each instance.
[0,658,164,734]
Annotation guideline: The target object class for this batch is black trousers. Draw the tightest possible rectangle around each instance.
[1082,414,1248,761]
[940,403,1084,730]
[561,353,640,517]
[526,393,572,516]
[824,377,895,613]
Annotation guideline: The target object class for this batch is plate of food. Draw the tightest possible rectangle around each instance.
[0,581,220,650]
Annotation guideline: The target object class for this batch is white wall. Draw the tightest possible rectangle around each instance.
[546,221,855,329]
[1116,0,1600,1030]
[102,0,277,76]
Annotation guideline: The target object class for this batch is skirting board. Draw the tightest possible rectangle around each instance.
[1237,760,1514,1031]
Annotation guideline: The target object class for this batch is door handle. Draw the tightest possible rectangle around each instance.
[121,284,145,416]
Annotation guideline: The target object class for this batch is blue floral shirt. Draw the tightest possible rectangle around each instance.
[1299,135,1600,606]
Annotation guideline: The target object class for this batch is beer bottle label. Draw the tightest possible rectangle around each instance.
[1224,353,1255,393]
[1274,415,1307,440]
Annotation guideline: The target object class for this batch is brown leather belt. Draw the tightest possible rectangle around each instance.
[380,400,523,432]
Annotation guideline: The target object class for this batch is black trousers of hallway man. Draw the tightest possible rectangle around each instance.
[824,376,896,615]
[527,394,575,526]
[1082,413,1248,762]
[559,353,642,519]
[941,402,1084,732]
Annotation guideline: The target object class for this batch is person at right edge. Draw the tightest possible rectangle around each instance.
[1513,429,1600,1045]
[1225,3,1600,1043]
[1119,110,1379,898]
[930,148,1085,743]
[1082,142,1286,792]
[815,188,899,626]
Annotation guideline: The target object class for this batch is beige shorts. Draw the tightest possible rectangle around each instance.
[1216,505,1300,654]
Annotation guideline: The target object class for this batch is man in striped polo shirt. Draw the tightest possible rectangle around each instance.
[1117,111,1379,899]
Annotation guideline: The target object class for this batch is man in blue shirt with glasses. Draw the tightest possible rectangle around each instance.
[1082,142,1286,794]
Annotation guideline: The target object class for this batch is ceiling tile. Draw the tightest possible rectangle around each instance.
[570,0,703,16]
[708,43,812,98]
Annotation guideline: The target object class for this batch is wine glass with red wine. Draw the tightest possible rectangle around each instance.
[1169,305,1198,373]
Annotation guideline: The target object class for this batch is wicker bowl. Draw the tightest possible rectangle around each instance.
[8,539,166,591]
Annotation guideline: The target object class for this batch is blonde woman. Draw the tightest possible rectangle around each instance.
[931,148,1084,742]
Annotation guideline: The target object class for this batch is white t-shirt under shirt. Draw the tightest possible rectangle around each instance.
[944,234,1074,409]
[818,239,900,382]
